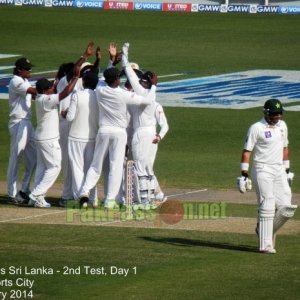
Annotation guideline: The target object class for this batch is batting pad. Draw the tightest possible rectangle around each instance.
[273,205,298,234]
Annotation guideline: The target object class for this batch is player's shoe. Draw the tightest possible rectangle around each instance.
[155,192,166,201]
[29,193,51,208]
[260,246,276,254]
[16,190,30,205]
[7,196,18,205]
[104,199,119,209]
[79,195,89,209]
[59,198,68,207]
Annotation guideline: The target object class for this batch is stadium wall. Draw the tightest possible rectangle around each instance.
[0,0,300,14]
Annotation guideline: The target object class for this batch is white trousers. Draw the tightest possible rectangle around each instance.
[68,139,97,201]
[252,163,292,209]
[59,120,73,199]
[32,139,61,196]
[252,163,291,250]
[81,128,127,201]
[7,119,36,197]
[132,127,155,177]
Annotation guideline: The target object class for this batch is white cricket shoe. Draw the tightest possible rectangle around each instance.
[156,192,167,203]
[104,199,118,209]
[260,246,276,254]
[29,194,51,208]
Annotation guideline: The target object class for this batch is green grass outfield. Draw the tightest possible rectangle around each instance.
[0,7,300,299]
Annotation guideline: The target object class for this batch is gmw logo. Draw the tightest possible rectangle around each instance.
[0,0,14,4]
[19,0,44,5]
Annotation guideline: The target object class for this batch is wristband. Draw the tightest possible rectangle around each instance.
[283,160,290,169]
[240,162,249,171]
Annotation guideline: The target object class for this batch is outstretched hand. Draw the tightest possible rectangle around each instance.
[108,42,117,59]
[84,41,94,57]
[149,72,158,86]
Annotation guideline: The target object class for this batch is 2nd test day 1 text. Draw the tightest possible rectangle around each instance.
[0,266,136,277]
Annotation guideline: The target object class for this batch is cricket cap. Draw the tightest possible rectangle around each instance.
[36,78,53,93]
[103,67,120,85]
[15,57,33,70]
[264,99,284,114]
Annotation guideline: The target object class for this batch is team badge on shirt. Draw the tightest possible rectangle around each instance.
[265,131,272,138]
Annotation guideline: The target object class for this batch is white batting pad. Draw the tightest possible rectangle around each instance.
[273,205,298,234]
[259,206,275,252]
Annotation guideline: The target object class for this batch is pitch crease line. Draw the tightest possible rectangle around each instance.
[167,189,208,198]
[0,210,65,223]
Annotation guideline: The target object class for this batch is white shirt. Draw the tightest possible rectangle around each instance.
[124,65,156,129]
[96,80,156,129]
[35,93,60,141]
[8,75,32,127]
[57,75,82,121]
[154,102,169,140]
[244,118,288,166]
[67,89,99,141]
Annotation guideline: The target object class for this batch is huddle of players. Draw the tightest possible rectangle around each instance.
[7,41,169,210]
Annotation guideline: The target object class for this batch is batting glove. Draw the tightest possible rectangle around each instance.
[237,175,252,193]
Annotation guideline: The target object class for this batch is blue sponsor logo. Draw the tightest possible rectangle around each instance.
[51,0,74,7]
[280,6,300,14]
[75,0,103,8]
[257,5,279,13]
[0,0,14,5]
[15,0,44,5]
[198,4,220,12]
[157,70,300,109]
[227,5,250,13]
[134,2,162,11]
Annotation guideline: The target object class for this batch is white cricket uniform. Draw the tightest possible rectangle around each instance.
[66,88,99,201]
[56,76,82,200]
[31,93,62,196]
[7,75,36,198]
[125,65,158,202]
[80,80,156,203]
[150,102,169,193]
[244,118,291,251]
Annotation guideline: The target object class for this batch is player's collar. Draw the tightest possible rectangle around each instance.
[262,118,281,128]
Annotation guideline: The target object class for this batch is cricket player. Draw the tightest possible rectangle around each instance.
[79,67,158,209]
[122,43,160,208]
[238,99,297,253]
[28,43,94,208]
[150,102,169,202]
[7,57,37,204]
[65,72,99,207]
[56,46,101,207]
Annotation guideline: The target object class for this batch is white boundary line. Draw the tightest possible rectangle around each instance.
[0,210,65,223]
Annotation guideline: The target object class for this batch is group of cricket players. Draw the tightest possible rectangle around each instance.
[7,41,169,210]
[6,41,298,254]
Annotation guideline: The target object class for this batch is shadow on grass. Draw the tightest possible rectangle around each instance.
[140,236,258,253]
